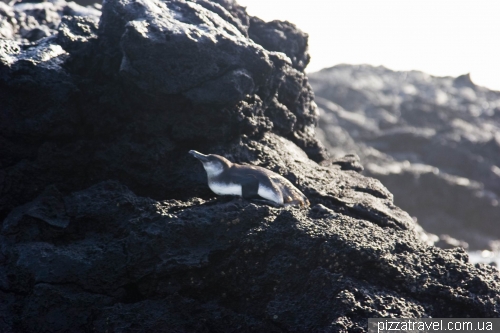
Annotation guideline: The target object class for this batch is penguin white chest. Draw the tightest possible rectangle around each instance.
[209,182,243,196]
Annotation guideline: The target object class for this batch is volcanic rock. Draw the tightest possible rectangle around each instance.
[310,65,500,250]
[1,1,499,332]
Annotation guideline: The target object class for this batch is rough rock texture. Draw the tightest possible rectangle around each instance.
[1,1,500,332]
[310,65,500,251]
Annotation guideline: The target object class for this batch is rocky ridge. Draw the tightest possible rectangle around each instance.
[310,65,500,251]
[1,1,500,331]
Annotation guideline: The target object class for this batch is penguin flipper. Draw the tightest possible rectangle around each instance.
[231,173,259,199]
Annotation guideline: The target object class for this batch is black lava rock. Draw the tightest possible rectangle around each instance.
[1,2,499,332]
[310,65,500,251]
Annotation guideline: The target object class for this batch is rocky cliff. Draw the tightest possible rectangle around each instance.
[309,65,500,251]
[1,1,499,332]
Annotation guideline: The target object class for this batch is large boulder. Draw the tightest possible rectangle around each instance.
[1,1,499,332]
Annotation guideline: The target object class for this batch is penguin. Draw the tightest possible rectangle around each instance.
[189,150,309,208]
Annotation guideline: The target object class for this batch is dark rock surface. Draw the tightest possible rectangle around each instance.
[1,1,499,332]
[310,65,500,251]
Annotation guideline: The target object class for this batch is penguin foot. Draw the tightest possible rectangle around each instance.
[284,198,310,208]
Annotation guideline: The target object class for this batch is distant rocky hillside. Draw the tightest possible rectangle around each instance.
[310,65,500,250]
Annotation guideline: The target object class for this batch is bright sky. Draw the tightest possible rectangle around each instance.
[237,0,500,91]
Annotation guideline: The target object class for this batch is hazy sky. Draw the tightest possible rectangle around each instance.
[237,0,500,91]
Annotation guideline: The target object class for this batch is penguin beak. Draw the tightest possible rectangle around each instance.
[189,150,210,162]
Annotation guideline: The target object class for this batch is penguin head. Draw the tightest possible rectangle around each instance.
[189,150,232,178]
